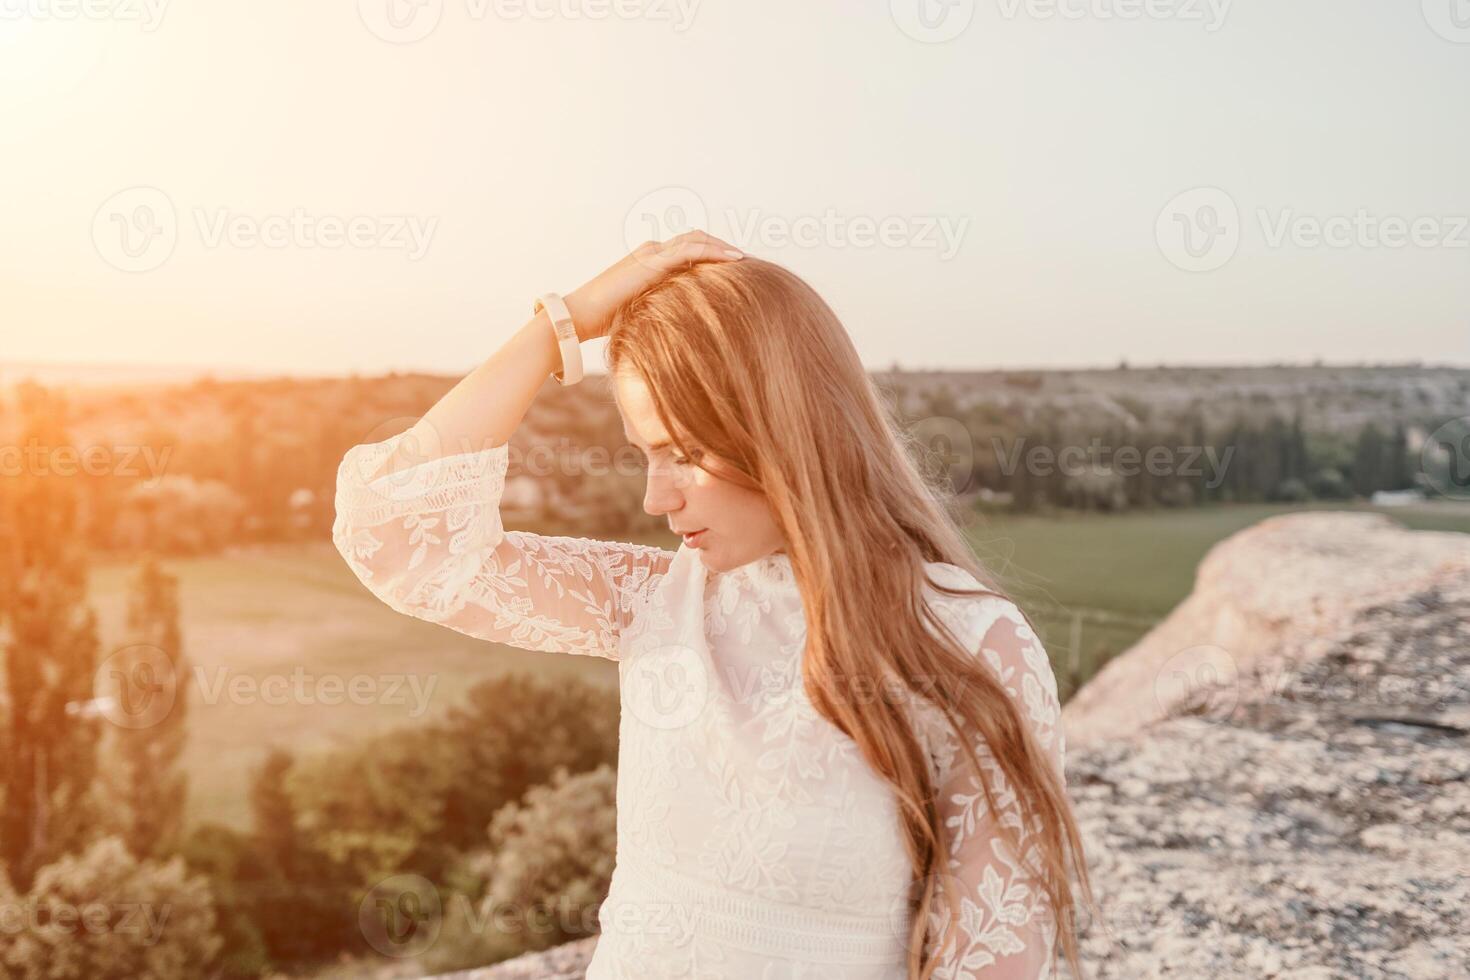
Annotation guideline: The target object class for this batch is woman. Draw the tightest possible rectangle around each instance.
[331,231,1096,979]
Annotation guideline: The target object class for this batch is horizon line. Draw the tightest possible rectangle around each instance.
[3,356,1468,390]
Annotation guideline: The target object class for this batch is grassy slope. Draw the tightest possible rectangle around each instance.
[970,500,1470,698]
[88,542,627,831]
[86,503,1468,830]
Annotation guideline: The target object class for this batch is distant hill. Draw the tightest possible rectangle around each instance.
[8,360,1466,431]
[873,363,1470,434]
[0,360,282,391]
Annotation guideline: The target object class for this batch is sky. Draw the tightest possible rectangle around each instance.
[3,0,1468,378]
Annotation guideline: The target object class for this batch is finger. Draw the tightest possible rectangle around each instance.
[626,231,742,277]
[666,229,743,255]
[659,236,745,268]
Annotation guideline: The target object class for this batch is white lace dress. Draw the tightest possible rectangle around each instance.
[331,430,1067,980]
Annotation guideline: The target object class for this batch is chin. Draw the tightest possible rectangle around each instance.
[697,545,747,575]
[697,543,772,576]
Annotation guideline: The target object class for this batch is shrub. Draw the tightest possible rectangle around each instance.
[178,824,272,979]
[435,673,619,856]
[475,764,617,954]
[1,837,223,980]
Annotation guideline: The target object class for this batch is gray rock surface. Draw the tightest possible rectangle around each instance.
[427,937,598,980]
[430,512,1470,979]
[1057,517,1469,978]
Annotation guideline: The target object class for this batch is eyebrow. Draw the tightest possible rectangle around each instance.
[624,433,673,452]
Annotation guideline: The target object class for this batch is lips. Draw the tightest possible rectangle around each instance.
[680,529,708,546]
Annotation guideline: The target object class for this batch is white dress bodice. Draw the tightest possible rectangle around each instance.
[600,543,915,977]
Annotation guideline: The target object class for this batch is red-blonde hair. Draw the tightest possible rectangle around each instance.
[606,256,1097,979]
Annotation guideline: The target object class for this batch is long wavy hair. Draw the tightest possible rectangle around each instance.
[605,256,1098,979]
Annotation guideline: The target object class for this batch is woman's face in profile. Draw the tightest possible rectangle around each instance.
[614,368,786,573]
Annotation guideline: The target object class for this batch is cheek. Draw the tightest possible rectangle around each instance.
[697,480,770,529]
[681,469,737,516]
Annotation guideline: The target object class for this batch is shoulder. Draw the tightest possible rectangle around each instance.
[918,560,1026,648]
[918,561,1064,762]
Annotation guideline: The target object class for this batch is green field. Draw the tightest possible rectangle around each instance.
[969,499,1470,700]
[86,501,1469,832]
[88,543,624,831]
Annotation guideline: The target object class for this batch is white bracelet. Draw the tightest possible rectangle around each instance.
[533,292,584,386]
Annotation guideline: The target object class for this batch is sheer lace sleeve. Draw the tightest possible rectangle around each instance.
[331,428,675,661]
[926,597,1066,980]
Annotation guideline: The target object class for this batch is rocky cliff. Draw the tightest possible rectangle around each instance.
[432,512,1470,979]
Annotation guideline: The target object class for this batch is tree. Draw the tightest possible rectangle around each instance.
[101,556,189,860]
[0,836,222,980]
[1353,423,1386,496]
[1387,424,1412,490]
[178,824,273,979]
[436,674,619,857]
[0,383,102,889]
[241,746,355,964]
[474,764,617,953]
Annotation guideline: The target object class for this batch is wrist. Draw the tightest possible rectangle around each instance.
[533,292,586,386]
[563,287,602,343]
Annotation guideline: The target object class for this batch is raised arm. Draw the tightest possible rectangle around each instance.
[331,232,745,660]
[925,597,1067,979]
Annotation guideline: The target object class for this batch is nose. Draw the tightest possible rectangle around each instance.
[642,459,685,518]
